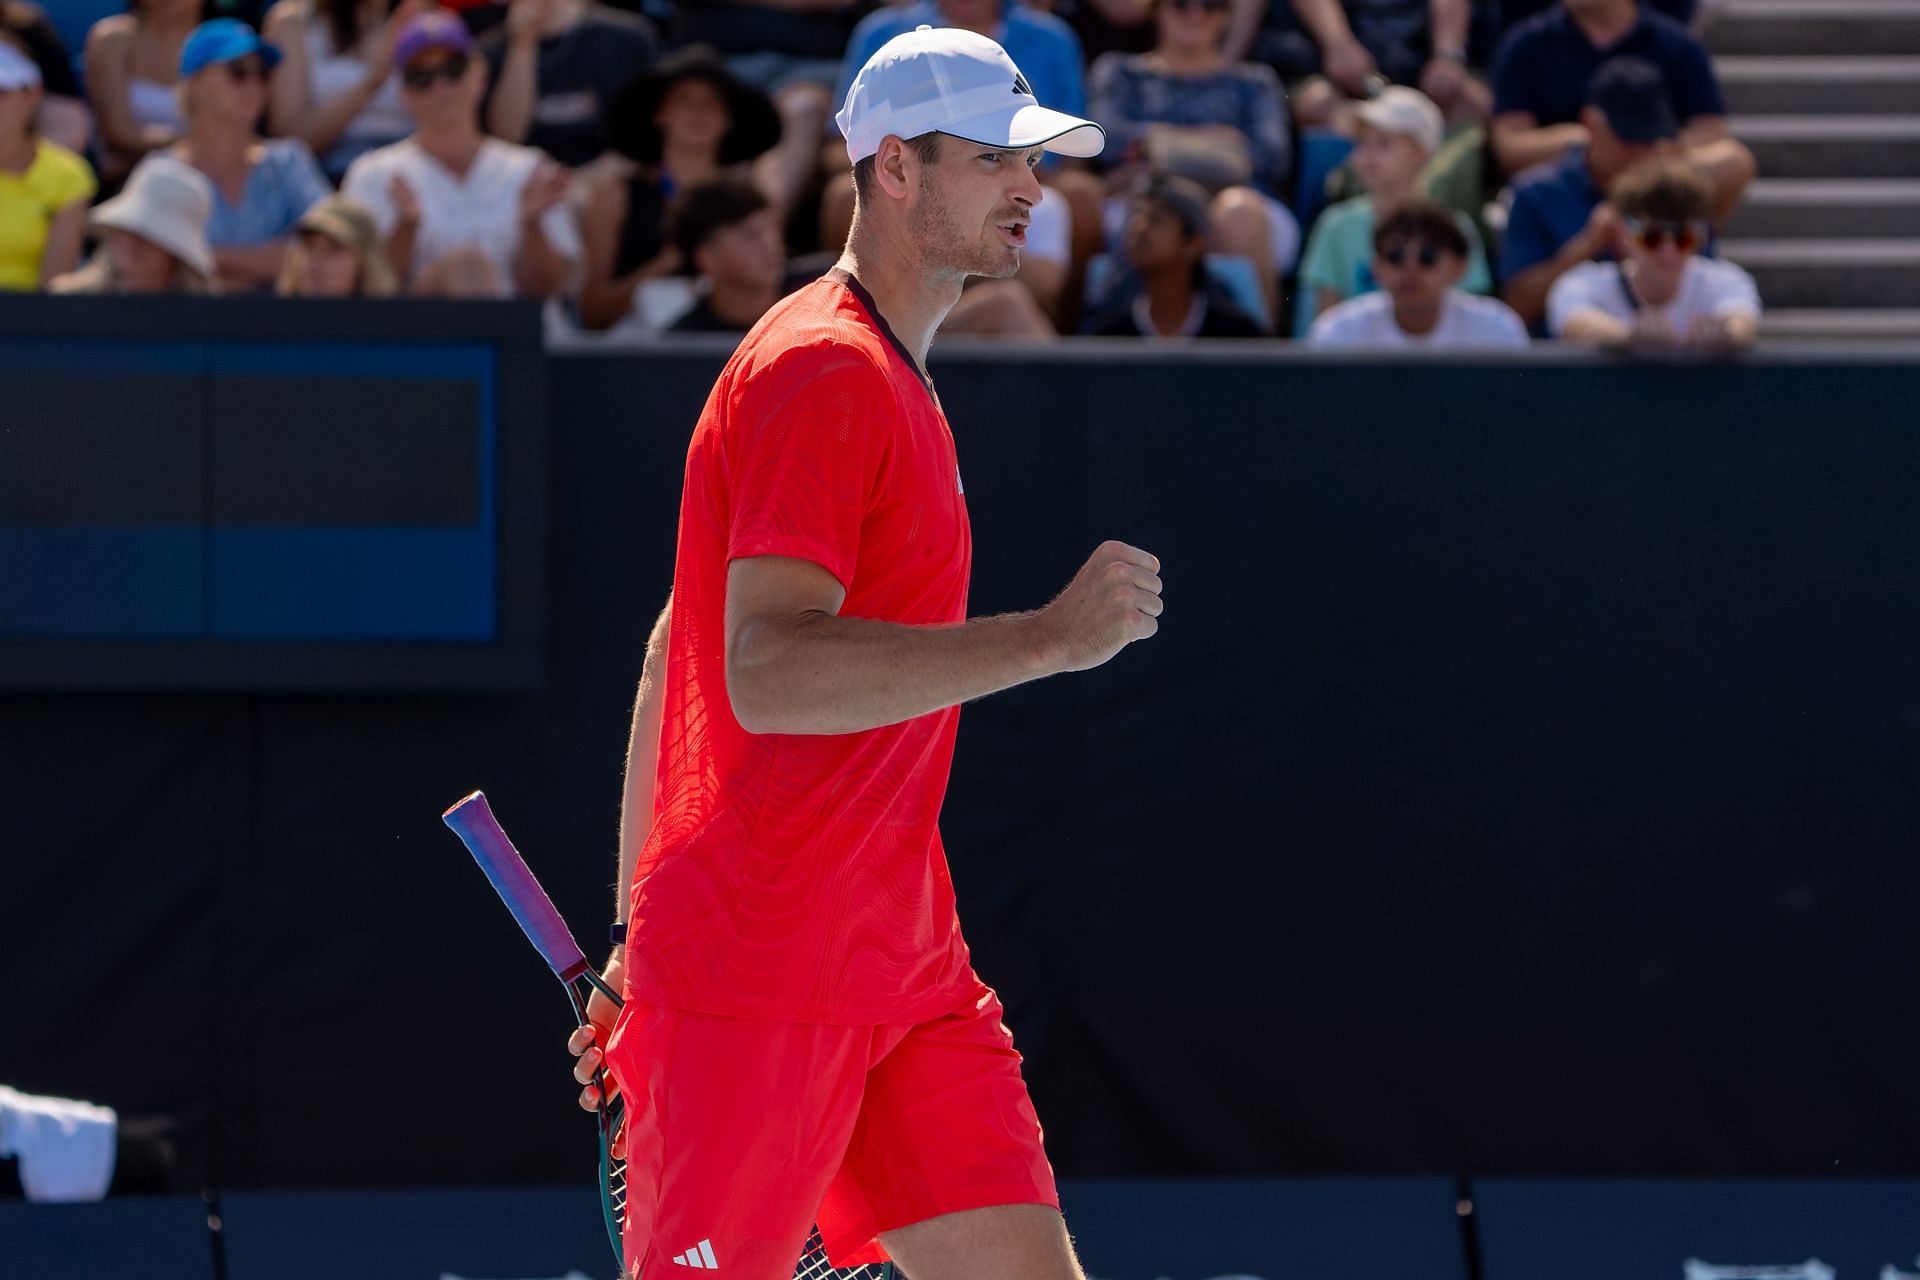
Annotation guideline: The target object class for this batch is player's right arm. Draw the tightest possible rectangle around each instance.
[725,540,1162,737]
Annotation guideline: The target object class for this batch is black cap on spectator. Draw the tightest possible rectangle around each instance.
[1131,173,1212,239]
[608,45,783,166]
[1587,57,1679,143]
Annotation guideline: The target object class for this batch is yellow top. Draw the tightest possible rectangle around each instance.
[0,140,97,291]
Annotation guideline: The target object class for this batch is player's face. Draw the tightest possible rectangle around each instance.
[909,134,1045,281]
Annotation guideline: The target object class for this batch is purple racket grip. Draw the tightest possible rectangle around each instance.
[443,791,590,983]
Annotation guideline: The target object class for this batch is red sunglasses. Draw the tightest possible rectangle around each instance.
[1627,217,1707,253]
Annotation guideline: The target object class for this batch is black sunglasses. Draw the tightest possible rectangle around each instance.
[222,58,268,83]
[1168,0,1232,12]
[402,52,469,90]
[1379,241,1444,268]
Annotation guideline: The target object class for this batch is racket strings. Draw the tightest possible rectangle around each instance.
[794,1226,894,1280]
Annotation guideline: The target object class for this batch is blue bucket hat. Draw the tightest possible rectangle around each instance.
[180,18,282,78]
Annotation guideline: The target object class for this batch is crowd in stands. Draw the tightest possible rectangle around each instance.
[0,0,1765,350]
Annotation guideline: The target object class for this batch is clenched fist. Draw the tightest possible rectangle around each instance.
[1038,540,1164,673]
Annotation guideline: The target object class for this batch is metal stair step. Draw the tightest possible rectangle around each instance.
[1725,179,1920,238]
[1708,0,1920,56]
[1732,115,1920,178]
[1760,307,1920,338]
[1718,57,1920,114]
[1721,238,1920,307]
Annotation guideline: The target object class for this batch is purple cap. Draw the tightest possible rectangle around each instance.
[392,10,472,71]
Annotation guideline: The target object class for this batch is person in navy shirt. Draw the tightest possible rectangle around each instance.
[1499,57,1676,328]
[1497,0,1694,34]
[1490,0,1752,223]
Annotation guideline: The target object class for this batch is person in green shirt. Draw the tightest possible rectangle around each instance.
[1295,84,1488,334]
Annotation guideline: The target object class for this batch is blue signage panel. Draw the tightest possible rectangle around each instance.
[1060,1177,1467,1280]
[1474,1178,1920,1280]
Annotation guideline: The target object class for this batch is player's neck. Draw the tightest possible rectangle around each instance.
[838,216,966,369]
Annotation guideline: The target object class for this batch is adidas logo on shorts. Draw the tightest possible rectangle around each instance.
[670,1239,719,1270]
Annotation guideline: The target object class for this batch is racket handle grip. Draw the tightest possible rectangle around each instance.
[443,791,590,983]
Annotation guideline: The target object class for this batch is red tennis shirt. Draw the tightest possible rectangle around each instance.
[625,269,978,1024]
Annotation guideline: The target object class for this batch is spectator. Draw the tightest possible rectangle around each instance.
[1548,155,1758,350]
[673,0,860,222]
[1489,0,1755,221]
[1284,0,1491,127]
[158,20,329,293]
[1296,85,1489,326]
[1086,172,1265,338]
[1089,0,1299,323]
[577,45,779,329]
[0,39,93,289]
[276,192,397,295]
[84,0,197,184]
[263,0,430,181]
[479,0,656,170]
[660,177,786,333]
[51,154,215,293]
[1309,197,1528,347]
[341,11,580,298]
[1054,0,1155,62]
[1499,57,1681,329]
[2,4,90,152]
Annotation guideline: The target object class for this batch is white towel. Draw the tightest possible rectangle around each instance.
[0,1084,119,1203]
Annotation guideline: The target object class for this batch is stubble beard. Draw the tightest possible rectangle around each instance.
[910,173,1021,281]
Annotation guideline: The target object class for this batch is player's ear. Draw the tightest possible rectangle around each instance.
[873,135,916,200]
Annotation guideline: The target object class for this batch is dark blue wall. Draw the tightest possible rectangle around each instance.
[3,318,1917,1191]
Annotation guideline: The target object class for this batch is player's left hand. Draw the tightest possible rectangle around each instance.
[568,952,625,1154]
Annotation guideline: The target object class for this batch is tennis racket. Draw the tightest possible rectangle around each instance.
[442,790,898,1280]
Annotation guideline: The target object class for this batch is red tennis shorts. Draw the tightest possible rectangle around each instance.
[602,981,1057,1280]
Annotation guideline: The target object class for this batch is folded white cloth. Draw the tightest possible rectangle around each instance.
[0,1084,118,1202]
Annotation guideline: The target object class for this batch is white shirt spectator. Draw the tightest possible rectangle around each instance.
[1309,290,1531,350]
[341,137,581,297]
[1546,257,1762,338]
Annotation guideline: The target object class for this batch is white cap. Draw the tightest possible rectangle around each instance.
[90,157,216,280]
[836,25,1103,166]
[0,41,42,91]
[1354,86,1444,155]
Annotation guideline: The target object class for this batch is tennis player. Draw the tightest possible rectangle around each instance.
[567,27,1163,1280]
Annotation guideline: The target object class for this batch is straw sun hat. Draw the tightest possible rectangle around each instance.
[90,158,217,280]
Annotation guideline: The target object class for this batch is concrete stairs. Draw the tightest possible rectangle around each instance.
[1705,1,1920,338]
